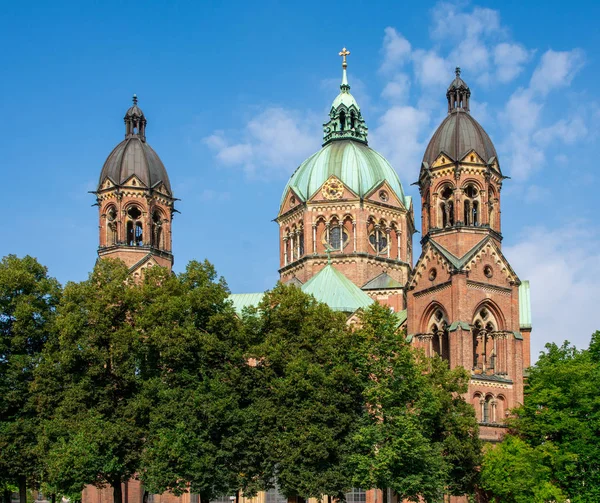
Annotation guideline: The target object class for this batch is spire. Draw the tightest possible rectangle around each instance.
[124,94,147,141]
[446,67,471,113]
[323,48,368,146]
[339,47,350,91]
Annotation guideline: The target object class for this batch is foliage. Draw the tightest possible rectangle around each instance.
[481,333,600,503]
[0,255,61,501]
[348,304,481,502]
[137,261,250,503]
[34,259,144,503]
[480,435,567,503]
[244,284,363,500]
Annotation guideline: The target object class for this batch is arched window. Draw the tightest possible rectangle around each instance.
[350,110,356,130]
[463,184,479,226]
[339,111,346,131]
[126,205,143,246]
[298,231,305,256]
[106,206,118,245]
[483,396,491,423]
[151,210,163,249]
[440,186,454,228]
[428,308,450,361]
[472,306,499,371]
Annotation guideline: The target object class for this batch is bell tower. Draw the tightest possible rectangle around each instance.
[94,96,175,278]
[407,70,531,442]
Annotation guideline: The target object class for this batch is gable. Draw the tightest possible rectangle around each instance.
[460,149,485,165]
[409,242,454,290]
[463,239,519,285]
[280,186,305,214]
[364,180,405,209]
[122,174,147,189]
[431,152,454,168]
[308,175,359,203]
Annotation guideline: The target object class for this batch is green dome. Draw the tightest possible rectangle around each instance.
[281,140,408,207]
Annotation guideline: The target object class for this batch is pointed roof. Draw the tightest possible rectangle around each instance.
[362,272,403,290]
[301,264,374,313]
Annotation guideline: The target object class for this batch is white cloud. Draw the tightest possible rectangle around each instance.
[494,43,532,83]
[530,49,585,95]
[412,49,452,87]
[370,106,431,179]
[505,225,600,357]
[430,4,502,41]
[533,116,588,146]
[381,73,411,103]
[203,107,320,178]
[380,27,412,73]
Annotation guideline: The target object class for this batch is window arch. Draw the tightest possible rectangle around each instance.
[105,205,118,245]
[439,185,454,228]
[463,183,480,226]
[126,205,143,246]
[323,217,349,252]
[472,305,501,372]
[367,218,389,254]
[151,209,164,249]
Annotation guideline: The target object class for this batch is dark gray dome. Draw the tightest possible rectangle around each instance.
[98,137,172,195]
[423,110,497,167]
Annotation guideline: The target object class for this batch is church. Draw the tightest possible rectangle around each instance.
[89,48,532,503]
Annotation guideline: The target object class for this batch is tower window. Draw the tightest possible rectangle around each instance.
[350,111,356,130]
[126,205,143,246]
[152,210,163,249]
[369,231,388,253]
[339,111,346,131]
[463,184,479,226]
[325,226,349,250]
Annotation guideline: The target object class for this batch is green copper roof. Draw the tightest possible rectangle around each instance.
[281,140,408,207]
[519,280,531,329]
[394,309,407,328]
[301,264,374,313]
[229,293,264,315]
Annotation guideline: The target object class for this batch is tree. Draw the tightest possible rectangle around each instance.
[34,259,144,503]
[0,255,61,503]
[480,435,567,503]
[348,304,481,503]
[245,284,364,500]
[137,261,252,503]
[481,333,600,503]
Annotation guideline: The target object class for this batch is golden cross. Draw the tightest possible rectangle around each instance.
[339,47,350,68]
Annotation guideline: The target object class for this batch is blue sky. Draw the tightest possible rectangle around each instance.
[1,0,599,357]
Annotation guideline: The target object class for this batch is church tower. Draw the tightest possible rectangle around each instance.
[407,69,531,441]
[94,96,175,277]
[277,49,415,312]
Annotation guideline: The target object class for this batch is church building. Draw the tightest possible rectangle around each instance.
[89,48,532,503]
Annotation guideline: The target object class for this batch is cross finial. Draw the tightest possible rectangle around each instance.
[132,94,138,105]
[455,67,461,77]
[339,47,350,69]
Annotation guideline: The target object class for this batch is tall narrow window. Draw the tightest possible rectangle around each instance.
[440,186,454,227]
[152,210,163,249]
[339,111,346,131]
[350,111,356,129]
[106,206,117,245]
[299,232,304,256]
[126,205,143,246]
[463,184,479,227]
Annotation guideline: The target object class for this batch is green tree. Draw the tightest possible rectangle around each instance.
[0,255,61,503]
[246,284,363,500]
[137,261,253,503]
[480,435,567,503]
[348,304,481,503]
[34,259,144,503]
[481,333,600,503]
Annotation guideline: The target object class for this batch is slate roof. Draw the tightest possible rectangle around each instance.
[99,137,172,195]
[422,110,497,167]
[362,272,403,290]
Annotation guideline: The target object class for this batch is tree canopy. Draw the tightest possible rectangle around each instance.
[0,255,61,503]
[481,332,600,503]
